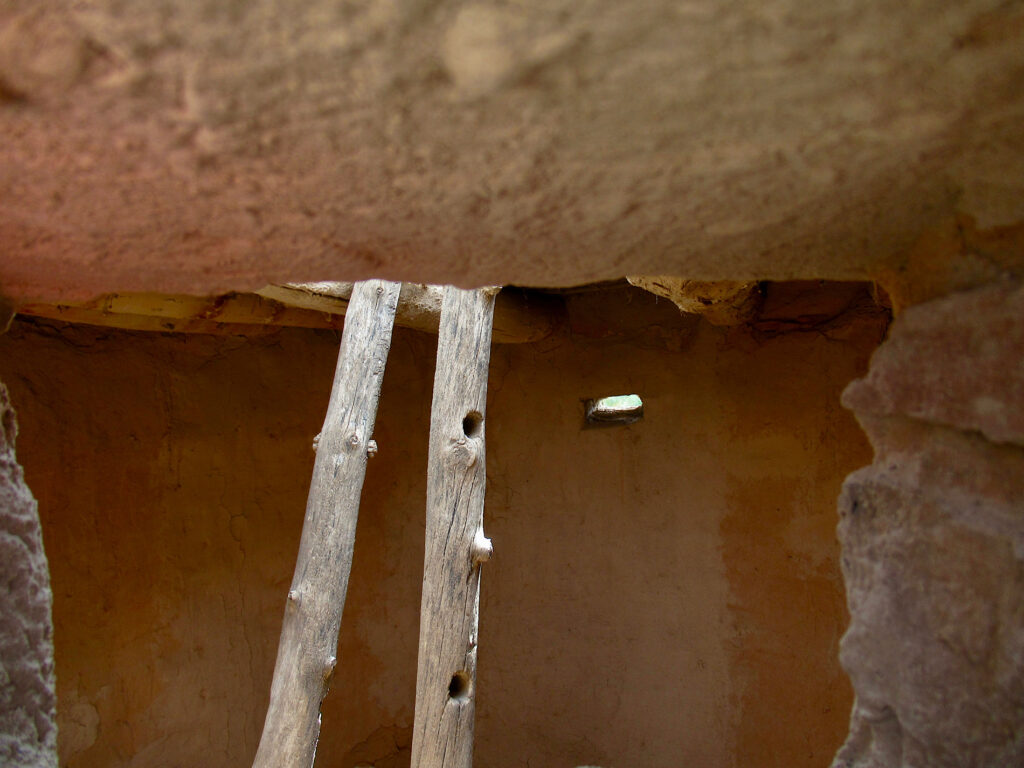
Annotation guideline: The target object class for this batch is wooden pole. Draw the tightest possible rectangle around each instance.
[252,279,401,768]
[410,286,498,768]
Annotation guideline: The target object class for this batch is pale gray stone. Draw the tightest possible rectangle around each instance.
[844,280,1024,447]
[0,382,57,767]
[835,281,1024,767]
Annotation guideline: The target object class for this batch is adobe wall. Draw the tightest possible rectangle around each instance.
[0,286,886,767]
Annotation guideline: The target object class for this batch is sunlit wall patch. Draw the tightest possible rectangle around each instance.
[583,394,644,426]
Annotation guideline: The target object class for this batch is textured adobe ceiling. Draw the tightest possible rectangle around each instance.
[1,0,1023,301]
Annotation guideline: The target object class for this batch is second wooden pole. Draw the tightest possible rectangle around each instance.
[410,286,498,768]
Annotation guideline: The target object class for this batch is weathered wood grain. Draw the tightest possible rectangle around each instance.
[410,286,497,768]
[252,279,401,768]
[15,283,561,343]
[18,291,348,335]
[259,282,558,344]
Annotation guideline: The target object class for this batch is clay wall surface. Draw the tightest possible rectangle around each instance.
[0,286,886,768]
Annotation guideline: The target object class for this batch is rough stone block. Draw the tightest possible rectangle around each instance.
[843,280,1024,446]
[834,419,1024,767]
[835,280,1024,766]
[0,382,56,767]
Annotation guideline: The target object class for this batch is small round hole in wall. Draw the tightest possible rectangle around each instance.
[448,670,471,700]
[462,411,482,438]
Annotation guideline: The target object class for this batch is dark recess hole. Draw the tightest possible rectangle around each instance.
[448,671,471,700]
[462,411,482,438]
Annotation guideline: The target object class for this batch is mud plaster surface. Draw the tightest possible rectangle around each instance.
[0,288,886,767]
[1,0,1023,301]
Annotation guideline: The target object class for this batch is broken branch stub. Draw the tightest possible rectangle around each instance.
[410,286,497,768]
[252,279,401,768]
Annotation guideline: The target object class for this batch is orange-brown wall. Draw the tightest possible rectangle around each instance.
[0,287,885,767]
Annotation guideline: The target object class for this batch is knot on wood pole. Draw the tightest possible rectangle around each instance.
[446,437,479,468]
[472,530,493,565]
[366,439,378,458]
[312,433,321,452]
[322,656,337,685]
[287,589,301,611]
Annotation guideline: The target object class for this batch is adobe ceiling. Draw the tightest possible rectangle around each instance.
[1,0,1022,302]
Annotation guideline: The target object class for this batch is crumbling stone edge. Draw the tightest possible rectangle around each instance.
[832,279,1024,768]
[0,380,57,767]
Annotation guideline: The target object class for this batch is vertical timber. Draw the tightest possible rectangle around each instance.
[252,279,401,768]
[410,286,498,768]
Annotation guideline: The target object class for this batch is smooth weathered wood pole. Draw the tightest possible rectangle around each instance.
[411,286,498,768]
[252,279,401,768]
